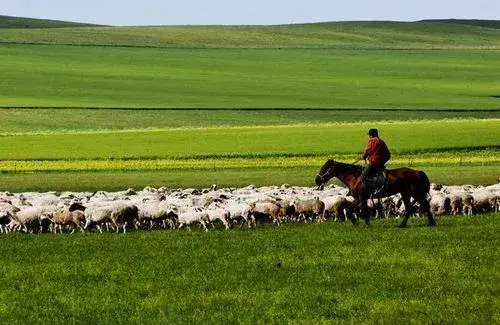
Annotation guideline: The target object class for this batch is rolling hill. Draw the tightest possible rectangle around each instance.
[0,15,102,29]
[0,16,499,49]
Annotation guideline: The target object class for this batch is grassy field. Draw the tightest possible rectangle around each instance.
[1,45,500,109]
[0,214,498,324]
[2,108,500,133]
[1,149,499,172]
[0,19,499,191]
[0,119,498,160]
[0,16,499,325]
[0,117,498,191]
[1,20,500,49]
[0,15,101,29]
[0,165,499,192]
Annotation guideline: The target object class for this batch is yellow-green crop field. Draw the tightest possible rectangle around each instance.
[0,119,498,191]
[0,150,499,172]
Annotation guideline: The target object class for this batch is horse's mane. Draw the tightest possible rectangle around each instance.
[330,160,363,175]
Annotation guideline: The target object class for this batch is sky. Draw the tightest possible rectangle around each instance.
[3,0,500,26]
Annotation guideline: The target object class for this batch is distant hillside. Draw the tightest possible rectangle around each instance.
[0,19,499,49]
[420,19,500,29]
[0,15,102,28]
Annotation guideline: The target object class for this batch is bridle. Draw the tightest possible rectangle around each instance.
[316,165,334,184]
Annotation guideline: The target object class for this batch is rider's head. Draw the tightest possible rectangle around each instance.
[367,128,378,138]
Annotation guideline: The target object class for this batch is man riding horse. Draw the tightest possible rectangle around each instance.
[315,128,436,227]
[354,128,391,194]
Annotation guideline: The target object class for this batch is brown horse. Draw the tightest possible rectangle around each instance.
[315,160,436,227]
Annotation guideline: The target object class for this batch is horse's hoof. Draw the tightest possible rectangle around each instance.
[398,224,407,228]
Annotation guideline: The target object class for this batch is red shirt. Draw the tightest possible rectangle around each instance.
[362,137,390,165]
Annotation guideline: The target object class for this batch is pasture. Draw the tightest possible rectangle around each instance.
[0,16,499,324]
[0,108,500,133]
[0,118,499,191]
[0,214,498,324]
[2,20,500,48]
[1,45,500,109]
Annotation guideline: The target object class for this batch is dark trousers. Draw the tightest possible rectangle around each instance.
[360,163,385,181]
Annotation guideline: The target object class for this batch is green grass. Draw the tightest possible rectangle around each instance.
[0,165,498,192]
[0,119,498,160]
[0,119,497,192]
[0,15,101,29]
[1,45,500,109]
[0,214,498,324]
[1,20,500,49]
[1,149,499,172]
[2,108,500,133]
[0,17,499,324]
[421,19,500,29]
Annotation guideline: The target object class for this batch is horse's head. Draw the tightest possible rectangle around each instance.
[315,159,336,186]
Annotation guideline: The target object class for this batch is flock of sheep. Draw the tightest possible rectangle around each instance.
[0,180,499,234]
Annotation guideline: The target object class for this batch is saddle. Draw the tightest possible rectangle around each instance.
[365,169,387,197]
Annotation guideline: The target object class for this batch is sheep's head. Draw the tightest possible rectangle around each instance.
[40,211,53,221]
[167,211,178,221]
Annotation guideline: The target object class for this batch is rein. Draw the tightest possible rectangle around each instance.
[316,165,334,183]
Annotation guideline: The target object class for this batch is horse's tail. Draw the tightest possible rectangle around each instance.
[418,170,431,197]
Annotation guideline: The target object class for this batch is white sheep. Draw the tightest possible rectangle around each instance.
[136,201,178,229]
[14,205,57,233]
[429,193,451,216]
[84,201,139,233]
[177,209,210,231]
[206,207,231,230]
[243,200,282,227]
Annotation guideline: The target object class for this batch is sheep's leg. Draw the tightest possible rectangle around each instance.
[246,217,253,228]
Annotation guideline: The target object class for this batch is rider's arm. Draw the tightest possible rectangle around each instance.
[362,138,378,160]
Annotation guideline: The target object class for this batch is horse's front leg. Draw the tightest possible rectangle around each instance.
[345,199,360,225]
[361,196,370,225]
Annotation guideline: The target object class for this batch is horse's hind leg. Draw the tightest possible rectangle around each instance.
[346,200,359,225]
[418,196,436,226]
